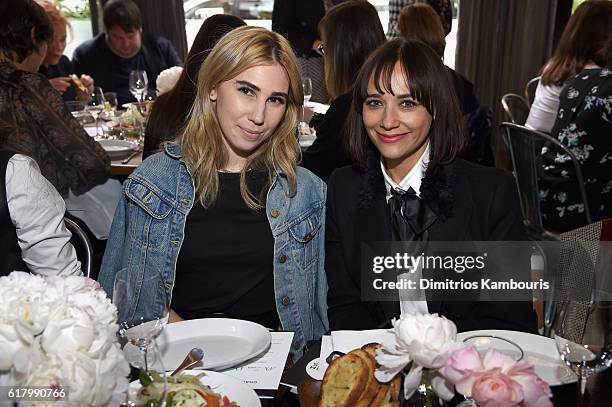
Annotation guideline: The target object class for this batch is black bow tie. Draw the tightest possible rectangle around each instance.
[388,187,438,241]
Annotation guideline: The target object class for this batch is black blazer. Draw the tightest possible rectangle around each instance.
[325,152,538,334]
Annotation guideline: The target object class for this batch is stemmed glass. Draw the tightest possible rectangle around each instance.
[113,269,169,371]
[302,77,312,121]
[553,293,612,403]
[87,87,105,137]
[129,70,148,102]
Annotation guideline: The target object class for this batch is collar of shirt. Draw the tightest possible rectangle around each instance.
[381,142,430,201]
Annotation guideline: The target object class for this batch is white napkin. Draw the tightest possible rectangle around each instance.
[331,329,396,353]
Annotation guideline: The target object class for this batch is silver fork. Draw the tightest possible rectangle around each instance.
[121,149,142,164]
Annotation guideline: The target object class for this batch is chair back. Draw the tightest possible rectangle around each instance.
[501,93,530,125]
[524,76,540,106]
[500,122,592,238]
[64,217,93,278]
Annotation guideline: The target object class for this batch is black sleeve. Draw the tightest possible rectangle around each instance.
[325,171,381,330]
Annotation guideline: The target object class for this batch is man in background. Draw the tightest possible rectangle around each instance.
[73,0,181,105]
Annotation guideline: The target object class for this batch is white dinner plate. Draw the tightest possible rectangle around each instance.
[457,330,577,386]
[130,370,261,406]
[158,318,271,371]
[97,139,136,158]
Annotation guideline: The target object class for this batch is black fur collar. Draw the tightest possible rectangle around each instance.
[357,148,454,221]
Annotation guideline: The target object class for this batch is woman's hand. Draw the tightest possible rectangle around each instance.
[48,76,72,94]
[75,74,94,102]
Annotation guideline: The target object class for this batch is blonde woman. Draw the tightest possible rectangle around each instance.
[99,26,328,357]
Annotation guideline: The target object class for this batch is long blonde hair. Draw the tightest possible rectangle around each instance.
[179,26,303,209]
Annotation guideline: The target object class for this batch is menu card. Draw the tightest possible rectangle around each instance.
[222,331,294,392]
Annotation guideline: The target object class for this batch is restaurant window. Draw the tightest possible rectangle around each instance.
[57,0,94,58]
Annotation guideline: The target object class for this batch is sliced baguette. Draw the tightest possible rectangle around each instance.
[351,349,380,407]
[318,352,368,407]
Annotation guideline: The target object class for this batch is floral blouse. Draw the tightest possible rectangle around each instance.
[0,62,109,197]
[539,66,612,232]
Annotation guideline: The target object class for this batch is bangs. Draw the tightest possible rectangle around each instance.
[365,43,435,116]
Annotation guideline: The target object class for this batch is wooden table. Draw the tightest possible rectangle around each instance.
[110,149,142,176]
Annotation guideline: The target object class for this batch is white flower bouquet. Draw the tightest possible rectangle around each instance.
[0,272,130,406]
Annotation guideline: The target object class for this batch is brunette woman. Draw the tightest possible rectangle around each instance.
[99,27,327,357]
[325,39,537,333]
[526,0,612,133]
[301,0,386,181]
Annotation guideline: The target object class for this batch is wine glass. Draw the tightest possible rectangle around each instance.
[87,87,105,137]
[553,293,612,403]
[113,269,169,372]
[302,77,312,121]
[129,70,148,102]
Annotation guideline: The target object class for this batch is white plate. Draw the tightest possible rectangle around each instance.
[97,139,136,158]
[130,370,261,406]
[158,318,271,371]
[457,330,577,386]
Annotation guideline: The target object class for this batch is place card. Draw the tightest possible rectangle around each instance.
[222,331,294,392]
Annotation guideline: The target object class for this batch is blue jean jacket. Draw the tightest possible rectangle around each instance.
[98,144,328,357]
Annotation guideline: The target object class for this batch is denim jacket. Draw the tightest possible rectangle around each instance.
[99,144,328,357]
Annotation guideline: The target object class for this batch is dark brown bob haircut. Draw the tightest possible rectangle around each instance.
[397,3,446,59]
[103,0,141,32]
[346,39,465,172]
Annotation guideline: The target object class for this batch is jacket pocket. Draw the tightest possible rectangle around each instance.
[288,204,323,269]
[124,179,174,248]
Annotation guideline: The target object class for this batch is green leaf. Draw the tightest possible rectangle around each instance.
[139,370,153,387]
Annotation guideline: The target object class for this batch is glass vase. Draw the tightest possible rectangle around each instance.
[402,368,446,407]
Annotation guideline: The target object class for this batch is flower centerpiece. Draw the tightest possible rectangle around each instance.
[0,271,130,406]
[374,313,553,407]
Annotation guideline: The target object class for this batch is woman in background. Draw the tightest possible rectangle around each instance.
[143,14,246,158]
[325,39,536,333]
[526,0,612,133]
[0,0,109,198]
[301,0,386,181]
[36,0,94,101]
[99,27,327,358]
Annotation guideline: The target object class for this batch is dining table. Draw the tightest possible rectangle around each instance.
[287,340,612,407]
[110,149,142,176]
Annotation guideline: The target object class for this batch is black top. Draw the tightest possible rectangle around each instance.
[301,92,353,181]
[539,66,612,232]
[447,67,479,116]
[38,55,77,102]
[325,154,537,333]
[172,171,279,328]
[72,33,182,105]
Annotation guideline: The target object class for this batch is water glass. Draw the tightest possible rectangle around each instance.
[129,70,148,102]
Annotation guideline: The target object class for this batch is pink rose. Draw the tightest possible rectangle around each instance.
[439,347,553,407]
[472,372,523,407]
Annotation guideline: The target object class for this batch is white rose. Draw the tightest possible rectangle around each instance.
[392,313,460,368]
[156,66,183,95]
[0,324,26,370]
[41,307,95,355]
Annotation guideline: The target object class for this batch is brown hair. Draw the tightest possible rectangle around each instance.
[346,39,465,172]
[103,0,141,32]
[397,3,446,59]
[0,0,53,63]
[319,0,386,100]
[541,0,612,86]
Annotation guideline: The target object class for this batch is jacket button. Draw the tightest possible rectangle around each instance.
[281,296,290,306]
[293,341,301,350]
[271,209,280,218]
[279,254,287,263]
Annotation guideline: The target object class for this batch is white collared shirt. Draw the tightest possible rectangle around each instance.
[380,143,431,315]
[382,142,430,201]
